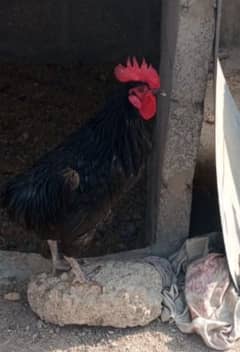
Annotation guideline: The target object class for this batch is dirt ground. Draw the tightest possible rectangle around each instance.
[0,296,213,352]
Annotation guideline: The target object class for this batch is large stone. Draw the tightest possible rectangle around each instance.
[27,260,163,328]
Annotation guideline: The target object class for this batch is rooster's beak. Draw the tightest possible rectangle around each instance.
[151,88,166,97]
[151,88,159,94]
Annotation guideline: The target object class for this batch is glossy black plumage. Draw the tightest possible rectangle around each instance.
[1,84,152,255]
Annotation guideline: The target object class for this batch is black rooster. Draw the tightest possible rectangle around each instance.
[2,58,160,286]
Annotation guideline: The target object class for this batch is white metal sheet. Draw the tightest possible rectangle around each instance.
[215,59,240,290]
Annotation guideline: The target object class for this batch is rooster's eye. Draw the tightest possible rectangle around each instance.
[136,85,148,93]
[129,85,148,98]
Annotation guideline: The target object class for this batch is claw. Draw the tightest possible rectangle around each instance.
[64,256,103,293]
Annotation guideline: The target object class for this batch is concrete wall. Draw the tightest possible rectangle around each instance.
[220,0,240,48]
[0,0,160,64]
[148,0,215,255]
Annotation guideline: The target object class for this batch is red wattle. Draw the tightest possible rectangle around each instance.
[139,93,157,120]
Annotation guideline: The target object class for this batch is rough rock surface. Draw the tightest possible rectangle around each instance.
[28,260,163,328]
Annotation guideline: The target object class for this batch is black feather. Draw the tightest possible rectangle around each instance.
[1,84,153,242]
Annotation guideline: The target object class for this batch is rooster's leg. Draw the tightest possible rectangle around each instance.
[47,240,70,274]
[64,256,103,292]
[63,256,87,282]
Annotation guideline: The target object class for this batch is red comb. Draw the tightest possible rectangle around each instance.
[114,57,160,89]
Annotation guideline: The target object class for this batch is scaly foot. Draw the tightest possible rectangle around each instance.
[64,256,103,293]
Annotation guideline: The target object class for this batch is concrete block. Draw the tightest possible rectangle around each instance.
[148,0,215,255]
